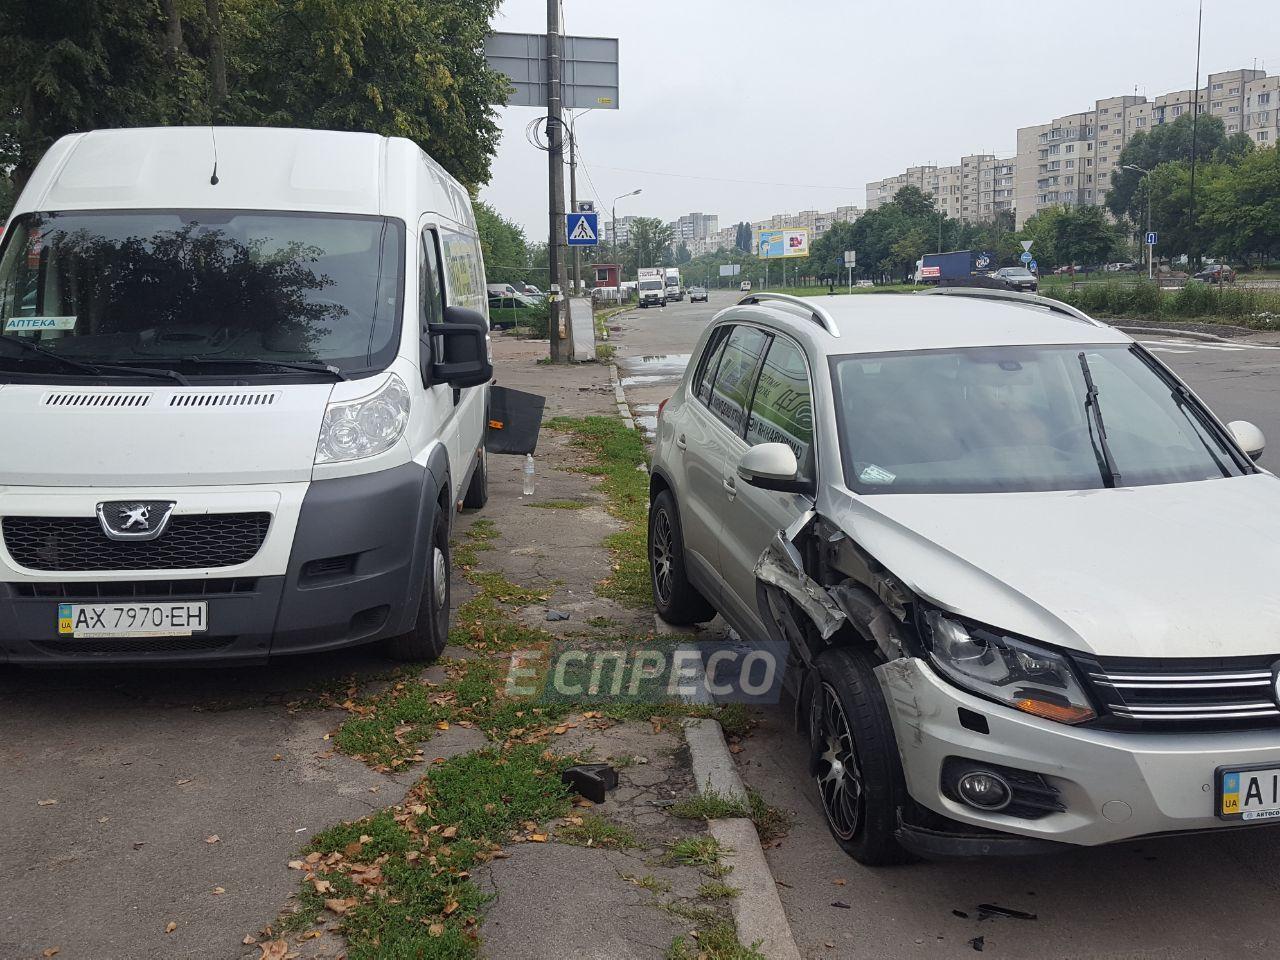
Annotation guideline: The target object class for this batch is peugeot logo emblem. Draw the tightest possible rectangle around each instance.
[97,501,176,542]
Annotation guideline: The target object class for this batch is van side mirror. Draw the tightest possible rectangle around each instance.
[737,443,813,494]
[1228,420,1265,461]
[429,306,493,389]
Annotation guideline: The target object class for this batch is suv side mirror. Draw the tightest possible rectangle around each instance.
[1228,420,1266,461]
[429,306,493,388]
[737,443,812,494]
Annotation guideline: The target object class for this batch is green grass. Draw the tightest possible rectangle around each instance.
[528,499,590,510]
[666,923,766,960]
[669,788,793,845]
[623,873,672,894]
[750,283,926,298]
[697,880,741,900]
[665,836,730,876]
[1042,277,1280,326]
[596,342,618,361]
[556,812,639,849]
[544,416,652,607]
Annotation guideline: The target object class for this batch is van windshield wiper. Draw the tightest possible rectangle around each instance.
[171,357,349,380]
[0,334,190,383]
[1077,351,1121,488]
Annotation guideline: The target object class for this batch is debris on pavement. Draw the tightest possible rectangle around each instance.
[545,608,571,621]
[977,903,1038,922]
[969,934,985,951]
[561,762,619,803]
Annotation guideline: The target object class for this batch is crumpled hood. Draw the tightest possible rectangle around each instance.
[0,383,334,486]
[828,474,1280,658]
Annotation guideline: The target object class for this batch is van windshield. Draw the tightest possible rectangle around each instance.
[0,210,405,378]
[640,280,663,291]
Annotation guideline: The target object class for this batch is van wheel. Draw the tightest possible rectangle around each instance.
[383,505,450,662]
[649,489,716,625]
[462,447,488,509]
[809,646,912,865]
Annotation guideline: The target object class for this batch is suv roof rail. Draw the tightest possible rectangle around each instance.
[921,286,1106,327]
[737,292,841,338]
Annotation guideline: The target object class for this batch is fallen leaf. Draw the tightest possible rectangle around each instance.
[833,878,847,886]
[42,949,59,957]
[342,841,363,858]
[37,799,57,806]
[176,778,192,786]
[213,886,225,895]
[435,721,450,730]
[287,860,306,870]
[97,816,110,824]
[312,879,333,895]
[243,935,258,945]
[440,826,458,839]
[324,897,357,915]
[205,835,220,845]
[257,941,289,960]
[528,833,548,843]
[165,921,178,934]
[728,743,744,754]
[428,923,445,937]
[443,900,460,916]
[304,852,322,864]
[298,930,322,941]
[272,754,284,762]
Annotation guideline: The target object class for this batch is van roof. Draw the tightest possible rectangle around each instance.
[12,126,475,227]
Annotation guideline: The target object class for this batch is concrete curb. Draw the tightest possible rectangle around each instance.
[1112,324,1240,343]
[609,362,636,430]
[684,719,802,960]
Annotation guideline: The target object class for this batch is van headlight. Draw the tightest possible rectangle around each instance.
[920,608,1095,725]
[315,374,410,464]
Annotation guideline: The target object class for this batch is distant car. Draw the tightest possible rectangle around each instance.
[1194,264,1236,284]
[740,280,752,292]
[993,267,1039,292]
[856,280,875,288]
[689,286,709,302]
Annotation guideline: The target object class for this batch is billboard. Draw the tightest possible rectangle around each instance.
[485,33,620,109]
[719,264,742,277]
[758,229,810,259]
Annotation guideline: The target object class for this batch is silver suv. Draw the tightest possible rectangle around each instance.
[647,289,1278,864]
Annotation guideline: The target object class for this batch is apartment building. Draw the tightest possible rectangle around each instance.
[978,155,1017,219]
[868,156,1009,223]
[865,165,936,211]
[668,212,720,247]
[1014,69,1264,226]
[601,214,637,247]
[1244,75,1280,146]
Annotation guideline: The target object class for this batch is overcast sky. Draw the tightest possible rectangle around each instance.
[480,0,1280,237]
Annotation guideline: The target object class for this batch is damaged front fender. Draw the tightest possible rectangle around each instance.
[755,511,845,646]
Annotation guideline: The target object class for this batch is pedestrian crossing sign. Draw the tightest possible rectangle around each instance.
[567,212,599,246]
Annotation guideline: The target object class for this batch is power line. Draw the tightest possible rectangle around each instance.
[590,162,863,192]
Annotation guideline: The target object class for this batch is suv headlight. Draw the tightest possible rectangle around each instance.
[315,374,410,464]
[920,608,1095,725]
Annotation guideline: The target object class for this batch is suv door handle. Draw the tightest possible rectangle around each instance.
[675,434,687,450]
[722,476,737,499]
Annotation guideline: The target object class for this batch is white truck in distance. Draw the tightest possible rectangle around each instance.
[664,267,683,302]
[638,268,666,308]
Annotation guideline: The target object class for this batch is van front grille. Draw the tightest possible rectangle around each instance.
[2,514,270,572]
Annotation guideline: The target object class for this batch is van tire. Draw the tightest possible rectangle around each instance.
[383,504,450,662]
[809,646,912,866]
[649,489,716,625]
[462,447,488,509]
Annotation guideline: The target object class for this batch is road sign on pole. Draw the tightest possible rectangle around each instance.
[1029,259,1038,273]
[1021,240,1034,253]
[1146,231,1158,246]
[566,212,599,246]
[843,250,856,267]
[576,200,596,213]
[1020,252,1033,264]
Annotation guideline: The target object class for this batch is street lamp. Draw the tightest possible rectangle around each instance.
[612,189,642,274]
[1123,164,1154,280]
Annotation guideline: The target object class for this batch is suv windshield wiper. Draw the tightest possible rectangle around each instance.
[170,357,348,380]
[0,334,190,384]
[1077,351,1121,488]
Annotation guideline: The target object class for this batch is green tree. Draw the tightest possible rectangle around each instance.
[625,217,674,272]
[1018,205,1123,271]
[1199,147,1280,265]
[734,221,752,253]
[473,200,528,287]
[1106,113,1230,223]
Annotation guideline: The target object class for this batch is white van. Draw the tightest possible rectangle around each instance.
[0,127,494,664]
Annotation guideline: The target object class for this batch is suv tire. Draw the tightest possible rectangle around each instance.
[383,503,451,662]
[809,645,912,865]
[649,489,716,625]
[462,447,489,509]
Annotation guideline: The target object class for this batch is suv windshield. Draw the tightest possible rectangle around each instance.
[0,210,405,378]
[831,344,1249,494]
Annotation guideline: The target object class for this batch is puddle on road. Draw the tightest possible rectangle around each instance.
[618,354,692,388]
[633,403,659,439]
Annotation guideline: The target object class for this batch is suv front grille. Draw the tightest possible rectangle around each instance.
[2,514,270,572]
[1079,653,1280,727]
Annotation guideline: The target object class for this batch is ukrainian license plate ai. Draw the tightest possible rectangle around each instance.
[57,602,208,638]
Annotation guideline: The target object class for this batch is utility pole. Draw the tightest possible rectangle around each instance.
[546,0,567,361]
[568,120,581,298]
[1187,0,1204,268]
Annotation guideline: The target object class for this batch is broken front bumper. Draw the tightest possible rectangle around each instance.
[878,657,1280,847]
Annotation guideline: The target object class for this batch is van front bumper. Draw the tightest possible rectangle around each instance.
[0,464,435,665]
[878,657,1280,848]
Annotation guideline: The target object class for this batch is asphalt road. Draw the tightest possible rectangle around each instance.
[611,289,1280,959]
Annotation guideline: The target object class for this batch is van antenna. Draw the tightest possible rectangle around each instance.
[209,125,220,186]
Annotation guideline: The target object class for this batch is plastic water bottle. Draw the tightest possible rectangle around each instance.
[522,454,536,496]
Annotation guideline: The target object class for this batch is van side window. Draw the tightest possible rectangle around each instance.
[420,230,444,328]
[707,326,769,437]
[745,337,815,480]
[439,228,486,314]
[694,326,733,405]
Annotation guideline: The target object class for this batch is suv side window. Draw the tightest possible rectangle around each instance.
[708,326,769,437]
[694,326,733,404]
[745,336,815,479]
